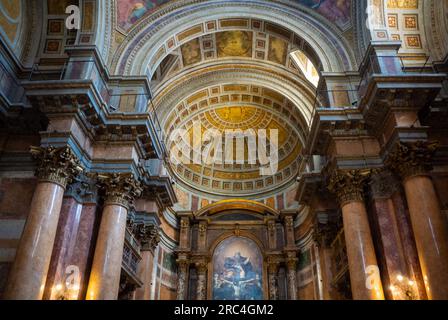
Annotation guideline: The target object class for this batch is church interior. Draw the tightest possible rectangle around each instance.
[0,0,447,301]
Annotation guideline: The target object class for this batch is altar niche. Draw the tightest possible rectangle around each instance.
[212,236,264,300]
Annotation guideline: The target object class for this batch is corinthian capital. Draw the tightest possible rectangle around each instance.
[386,141,438,180]
[30,146,83,188]
[328,169,371,206]
[97,173,143,209]
[369,169,400,199]
[133,224,160,252]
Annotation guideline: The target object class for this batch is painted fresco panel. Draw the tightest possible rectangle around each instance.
[294,0,351,28]
[212,237,263,300]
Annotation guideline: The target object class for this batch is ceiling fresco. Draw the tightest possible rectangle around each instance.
[150,20,318,88]
[115,0,352,32]
[0,0,22,46]
[117,0,171,30]
[163,84,304,197]
[294,0,352,28]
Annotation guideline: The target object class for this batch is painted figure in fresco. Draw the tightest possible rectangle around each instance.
[212,238,263,300]
[224,252,254,280]
[123,0,170,26]
[299,0,324,9]
[128,2,153,24]
[213,273,234,300]
[242,274,263,300]
[296,0,351,27]
[213,252,262,300]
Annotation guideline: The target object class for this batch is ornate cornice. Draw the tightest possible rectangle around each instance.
[30,146,83,188]
[97,173,143,210]
[386,141,439,180]
[327,169,371,206]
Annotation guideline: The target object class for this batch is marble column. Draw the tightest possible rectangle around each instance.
[134,224,160,300]
[196,261,207,300]
[388,141,448,299]
[135,251,154,300]
[314,216,339,300]
[285,254,298,300]
[86,173,142,300]
[4,146,82,300]
[328,170,385,300]
[42,197,82,300]
[43,174,99,300]
[267,259,279,300]
[176,259,189,300]
[369,170,427,300]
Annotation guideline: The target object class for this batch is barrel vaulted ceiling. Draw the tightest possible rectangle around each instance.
[110,1,339,198]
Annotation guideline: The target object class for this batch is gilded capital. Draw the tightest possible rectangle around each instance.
[286,258,298,270]
[198,223,207,236]
[133,224,160,252]
[284,216,294,228]
[180,219,190,229]
[267,257,280,274]
[386,141,438,180]
[97,173,143,209]
[30,146,83,188]
[196,261,208,274]
[328,169,371,206]
[177,259,190,270]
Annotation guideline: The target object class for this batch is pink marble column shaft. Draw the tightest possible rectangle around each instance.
[86,204,128,300]
[135,250,154,300]
[4,182,65,299]
[43,197,82,299]
[391,192,427,299]
[403,175,448,299]
[342,201,385,300]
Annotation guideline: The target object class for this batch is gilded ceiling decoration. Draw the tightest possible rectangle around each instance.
[150,18,319,88]
[115,0,353,33]
[0,0,22,45]
[164,84,303,197]
[117,0,171,31]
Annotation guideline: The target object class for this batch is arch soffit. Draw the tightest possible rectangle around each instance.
[109,1,357,75]
[154,63,317,127]
[196,199,279,219]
